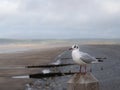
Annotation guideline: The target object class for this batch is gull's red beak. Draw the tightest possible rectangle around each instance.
[69,48,73,50]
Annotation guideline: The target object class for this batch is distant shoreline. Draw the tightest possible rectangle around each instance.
[0,39,120,53]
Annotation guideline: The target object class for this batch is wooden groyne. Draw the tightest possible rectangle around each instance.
[67,72,99,90]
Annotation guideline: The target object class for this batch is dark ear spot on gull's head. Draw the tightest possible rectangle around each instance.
[71,44,79,50]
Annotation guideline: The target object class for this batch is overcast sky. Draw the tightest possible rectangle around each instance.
[0,0,120,39]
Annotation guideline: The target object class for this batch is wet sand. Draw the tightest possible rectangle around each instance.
[0,44,120,90]
[0,44,69,90]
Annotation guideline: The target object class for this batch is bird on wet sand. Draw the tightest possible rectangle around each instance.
[69,44,103,74]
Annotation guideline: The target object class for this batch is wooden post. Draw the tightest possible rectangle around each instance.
[67,72,99,90]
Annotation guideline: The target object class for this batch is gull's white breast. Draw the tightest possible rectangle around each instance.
[72,50,86,65]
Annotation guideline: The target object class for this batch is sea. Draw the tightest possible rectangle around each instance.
[0,38,120,53]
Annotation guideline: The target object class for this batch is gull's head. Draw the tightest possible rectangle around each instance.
[69,44,79,50]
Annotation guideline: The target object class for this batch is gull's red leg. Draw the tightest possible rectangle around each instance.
[85,65,87,73]
[90,67,92,72]
[83,65,87,75]
[79,65,82,73]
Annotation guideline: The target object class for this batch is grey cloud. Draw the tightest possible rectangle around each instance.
[0,0,120,39]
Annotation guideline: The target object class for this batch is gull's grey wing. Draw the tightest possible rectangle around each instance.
[80,52,97,64]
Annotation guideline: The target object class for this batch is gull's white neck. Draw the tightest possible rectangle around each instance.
[72,49,80,53]
[72,49,80,60]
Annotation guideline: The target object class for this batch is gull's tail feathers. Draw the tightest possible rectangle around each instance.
[92,59,103,64]
[98,59,103,62]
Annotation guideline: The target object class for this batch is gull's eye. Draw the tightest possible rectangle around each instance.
[74,45,76,48]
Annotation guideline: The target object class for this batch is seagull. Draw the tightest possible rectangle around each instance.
[69,44,103,74]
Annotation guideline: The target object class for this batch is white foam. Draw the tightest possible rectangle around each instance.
[51,59,61,65]
[12,75,29,79]
[42,69,51,74]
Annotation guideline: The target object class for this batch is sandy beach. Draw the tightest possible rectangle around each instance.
[0,43,70,90]
[0,43,120,90]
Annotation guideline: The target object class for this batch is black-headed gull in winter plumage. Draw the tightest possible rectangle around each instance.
[69,44,103,74]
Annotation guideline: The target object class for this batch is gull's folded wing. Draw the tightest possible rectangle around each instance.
[80,52,97,64]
